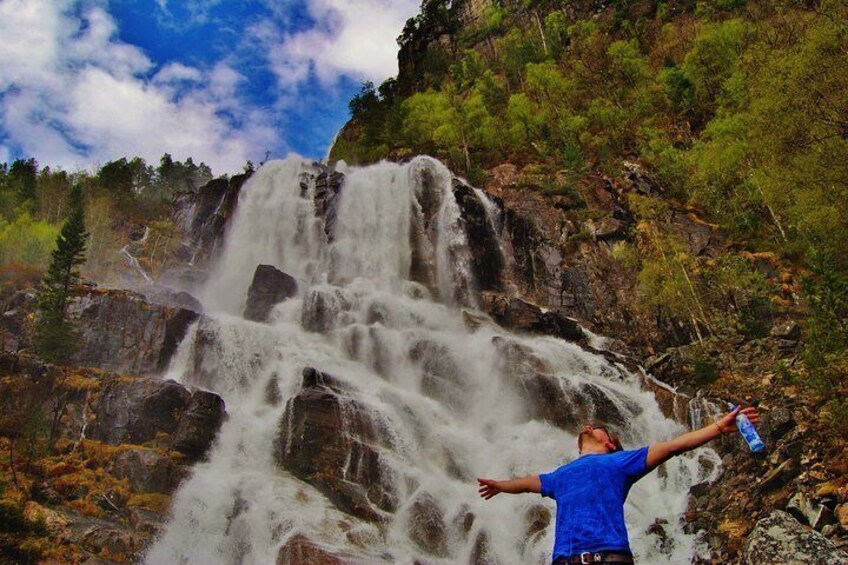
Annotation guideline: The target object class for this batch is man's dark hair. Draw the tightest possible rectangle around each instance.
[578,424,623,453]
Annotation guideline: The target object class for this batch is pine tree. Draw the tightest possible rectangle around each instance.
[34,184,89,363]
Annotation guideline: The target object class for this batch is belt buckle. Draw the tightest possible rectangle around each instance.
[579,552,593,565]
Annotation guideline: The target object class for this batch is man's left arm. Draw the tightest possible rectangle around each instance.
[646,406,759,469]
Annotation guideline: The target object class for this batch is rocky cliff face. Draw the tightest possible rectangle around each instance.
[0,352,226,563]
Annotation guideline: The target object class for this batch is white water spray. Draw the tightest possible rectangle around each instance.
[146,156,719,564]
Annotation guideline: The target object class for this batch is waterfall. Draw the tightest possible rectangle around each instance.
[146,156,719,564]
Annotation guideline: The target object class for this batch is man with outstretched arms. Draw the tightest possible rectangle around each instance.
[477,406,760,564]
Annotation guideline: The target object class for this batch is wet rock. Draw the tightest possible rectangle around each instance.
[491,338,636,432]
[452,179,504,292]
[112,448,186,494]
[480,292,584,342]
[302,287,348,333]
[407,493,448,557]
[524,504,551,539]
[742,510,848,564]
[243,265,298,322]
[276,533,365,565]
[469,530,496,565]
[410,339,468,410]
[91,378,225,461]
[646,518,675,555]
[311,168,345,243]
[275,368,397,522]
[67,288,199,375]
[452,504,476,538]
[172,173,251,267]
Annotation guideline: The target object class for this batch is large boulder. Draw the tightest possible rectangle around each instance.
[276,534,369,565]
[112,448,188,494]
[67,288,199,375]
[742,510,848,565]
[406,493,449,557]
[480,292,584,342]
[243,265,298,322]
[90,378,225,461]
[275,368,398,522]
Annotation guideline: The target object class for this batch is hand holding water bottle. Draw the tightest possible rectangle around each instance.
[715,405,764,452]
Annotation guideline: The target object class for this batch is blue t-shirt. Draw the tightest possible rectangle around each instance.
[539,447,651,558]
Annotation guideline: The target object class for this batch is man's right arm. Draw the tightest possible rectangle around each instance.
[646,406,760,469]
[477,476,541,499]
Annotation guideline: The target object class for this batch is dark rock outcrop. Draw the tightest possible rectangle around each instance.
[276,534,370,565]
[1,290,35,352]
[492,337,639,434]
[309,167,345,243]
[275,368,398,522]
[91,377,225,460]
[481,292,584,342]
[172,173,252,267]
[243,265,298,322]
[742,510,848,565]
[67,288,199,375]
[406,493,449,557]
[112,448,189,494]
[452,179,503,292]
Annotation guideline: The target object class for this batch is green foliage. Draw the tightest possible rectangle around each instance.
[6,158,38,214]
[0,214,60,269]
[691,354,719,385]
[34,185,89,363]
[801,250,848,431]
[681,19,747,118]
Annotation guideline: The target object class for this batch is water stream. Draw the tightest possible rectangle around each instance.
[145,156,719,564]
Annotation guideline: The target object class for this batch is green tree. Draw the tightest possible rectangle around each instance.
[34,185,89,364]
[3,158,38,216]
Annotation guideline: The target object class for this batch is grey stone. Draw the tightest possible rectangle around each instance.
[770,320,801,340]
[113,448,186,493]
[67,289,199,375]
[91,377,225,461]
[742,510,848,564]
[788,492,837,530]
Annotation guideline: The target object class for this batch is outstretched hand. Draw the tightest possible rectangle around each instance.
[477,478,503,500]
[716,405,760,434]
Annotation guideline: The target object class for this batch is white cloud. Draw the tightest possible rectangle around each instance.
[264,0,419,90]
[0,0,278,174]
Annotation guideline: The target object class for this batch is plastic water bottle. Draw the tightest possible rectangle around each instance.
[730,404,765,452]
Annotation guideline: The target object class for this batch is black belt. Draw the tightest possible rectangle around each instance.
[553,552,634,564]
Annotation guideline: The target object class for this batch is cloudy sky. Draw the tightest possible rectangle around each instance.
[0,0,419,175]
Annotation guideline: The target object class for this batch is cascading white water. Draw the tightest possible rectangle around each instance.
[146,156,720,564]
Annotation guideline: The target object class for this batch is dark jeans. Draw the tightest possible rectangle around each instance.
[552,553,634,565]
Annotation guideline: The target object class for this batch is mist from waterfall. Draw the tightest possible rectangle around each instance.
[146,156,720,564]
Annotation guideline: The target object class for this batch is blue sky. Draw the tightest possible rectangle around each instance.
[0,0,419,175]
